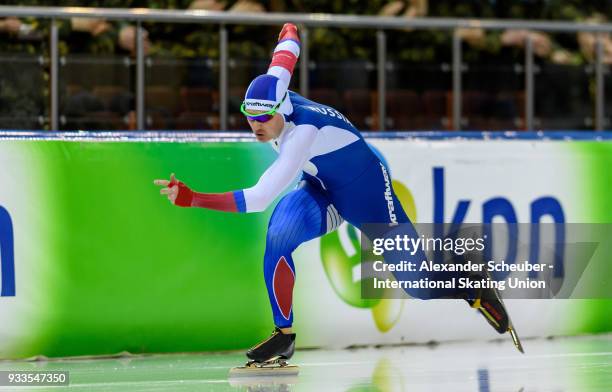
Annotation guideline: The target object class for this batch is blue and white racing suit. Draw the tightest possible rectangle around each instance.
[235,92,464,328]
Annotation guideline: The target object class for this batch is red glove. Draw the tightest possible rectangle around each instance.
[278,23,299,43]
[167,176,240,212]
[168,177,194,207]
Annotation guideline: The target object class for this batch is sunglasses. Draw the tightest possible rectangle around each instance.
[240,92,287,123]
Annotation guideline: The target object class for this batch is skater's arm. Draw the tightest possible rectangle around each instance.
[155,125,317,213]
[155,174,243,212]
[242,124,316,212]
[267,23,300,87]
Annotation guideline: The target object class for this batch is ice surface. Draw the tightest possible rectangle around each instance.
[0,334,610,391]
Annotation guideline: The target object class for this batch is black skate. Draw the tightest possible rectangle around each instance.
[464,273,524,353]
[229,328,299,377]
[246,327,296,362]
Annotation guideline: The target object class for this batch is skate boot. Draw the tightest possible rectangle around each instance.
[246,327,296,362]
[464,279,509,334]
[464,273,524,353]
[229,328,299,377]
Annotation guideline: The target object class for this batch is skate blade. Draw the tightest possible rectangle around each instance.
[229,359,299,378]
[483,271,525,354]
[476,302,522,351]
[508,326,525,354]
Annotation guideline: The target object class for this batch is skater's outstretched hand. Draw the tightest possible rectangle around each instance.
[154,173,194,207]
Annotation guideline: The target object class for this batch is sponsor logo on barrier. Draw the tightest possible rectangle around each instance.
[0,205,15,297]
[433,167,565,280]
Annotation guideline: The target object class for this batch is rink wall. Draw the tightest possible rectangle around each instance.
[0,131,611,359]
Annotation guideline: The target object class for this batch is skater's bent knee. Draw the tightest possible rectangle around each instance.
[266,225,299,250]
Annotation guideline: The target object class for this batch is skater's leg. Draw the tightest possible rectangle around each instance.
[330,161,469,299]
[263,181,336,329]
[246,182,336,362]
[330,161,520,349]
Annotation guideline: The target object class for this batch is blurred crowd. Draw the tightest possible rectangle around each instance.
[0,0,610,130]
[2,0,610,61]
